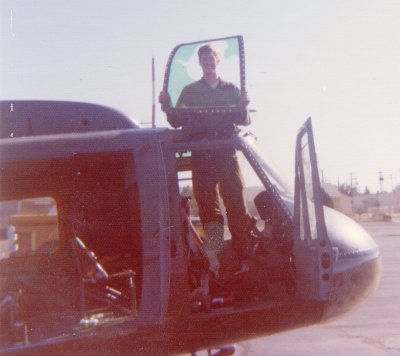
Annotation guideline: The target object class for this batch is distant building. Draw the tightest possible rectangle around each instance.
[0,201,20,227]
[353,190,400,216]
[322,183,353,216]
[352,194,379,215]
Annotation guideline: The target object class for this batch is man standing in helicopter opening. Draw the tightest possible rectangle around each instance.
[159,43,252,280]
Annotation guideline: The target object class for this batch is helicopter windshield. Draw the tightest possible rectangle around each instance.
[239,134,294,199]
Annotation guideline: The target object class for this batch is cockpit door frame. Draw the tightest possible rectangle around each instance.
[293,118,333,301]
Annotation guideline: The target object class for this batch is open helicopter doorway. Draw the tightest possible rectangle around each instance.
[0,150,142,346]
[174,140,295,313]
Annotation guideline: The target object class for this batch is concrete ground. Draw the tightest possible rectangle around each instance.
[234,221,400,355]
[194,221,400,355]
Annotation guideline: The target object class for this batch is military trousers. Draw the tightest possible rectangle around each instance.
[192,148,249,260]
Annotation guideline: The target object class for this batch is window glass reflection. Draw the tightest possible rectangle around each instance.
[167,37,242,109]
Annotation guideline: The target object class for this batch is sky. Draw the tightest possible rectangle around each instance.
[0,0,399,193]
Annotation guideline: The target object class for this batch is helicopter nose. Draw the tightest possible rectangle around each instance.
[322,208,381,320]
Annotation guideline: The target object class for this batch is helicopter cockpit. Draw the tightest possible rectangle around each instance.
[172,132,296,312]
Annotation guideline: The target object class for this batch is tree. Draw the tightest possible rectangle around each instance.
[338,183,358,197]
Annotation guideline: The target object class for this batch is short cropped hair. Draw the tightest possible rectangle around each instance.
[198,44,220,60]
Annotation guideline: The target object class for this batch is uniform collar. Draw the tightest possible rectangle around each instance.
[200,77,227,88]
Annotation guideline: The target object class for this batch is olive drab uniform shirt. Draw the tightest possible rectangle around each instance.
[169,78,251,136]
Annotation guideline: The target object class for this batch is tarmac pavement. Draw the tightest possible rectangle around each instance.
[234,221,400,355]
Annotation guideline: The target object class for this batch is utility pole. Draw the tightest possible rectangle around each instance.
[378,171,384,193]
[349,172,358,196]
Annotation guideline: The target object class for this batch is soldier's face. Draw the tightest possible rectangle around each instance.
[199,52,219,75]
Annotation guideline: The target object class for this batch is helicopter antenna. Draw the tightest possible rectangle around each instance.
[151,54,156,128]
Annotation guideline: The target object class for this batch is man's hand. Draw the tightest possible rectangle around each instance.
[158,90,169,104]
[159,91,171,112]
[233,91,251,125]
[240,91,250,107]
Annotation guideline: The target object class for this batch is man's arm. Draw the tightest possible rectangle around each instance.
[159,90,187,128]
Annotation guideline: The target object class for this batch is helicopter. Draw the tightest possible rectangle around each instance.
[0,36,380,355]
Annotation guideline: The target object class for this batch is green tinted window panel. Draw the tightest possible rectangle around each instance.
[163,36,246,114]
